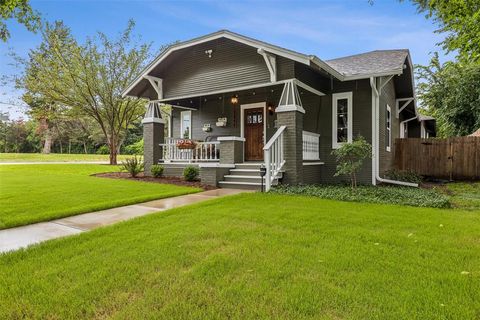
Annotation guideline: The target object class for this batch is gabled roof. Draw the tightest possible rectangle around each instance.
[122,30,414,97]
[325,50,409,79]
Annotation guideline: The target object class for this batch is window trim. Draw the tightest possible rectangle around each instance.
[386,104,391,152]
[332,92,353,149]
[180,110,192,139]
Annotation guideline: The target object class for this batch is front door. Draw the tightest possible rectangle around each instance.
[244,107,264,161]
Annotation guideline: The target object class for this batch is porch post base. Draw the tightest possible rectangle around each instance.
[143,121,165,176]
[218,137,245,164]
[276,110,303,185]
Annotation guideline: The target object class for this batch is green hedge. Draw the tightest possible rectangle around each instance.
[271,184,450,208]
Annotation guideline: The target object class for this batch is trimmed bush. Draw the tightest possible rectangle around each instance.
[120,156,144,178]
[124,139,144,155]
[385,169,423,184]
[96,145,109,154]
[271,184,450,208]
[150,164,164,178]
[183,165,199,182]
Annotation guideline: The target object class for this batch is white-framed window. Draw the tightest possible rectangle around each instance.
[332,92,353,149]
[180,111,191,139]
[386,104,391,152]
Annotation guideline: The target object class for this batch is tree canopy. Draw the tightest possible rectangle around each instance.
[19,20,154,163]
[0,0,41,41]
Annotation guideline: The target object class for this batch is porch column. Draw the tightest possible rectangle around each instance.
[218,136,245,164]
[275,80,305,185]
[142,102,165,176]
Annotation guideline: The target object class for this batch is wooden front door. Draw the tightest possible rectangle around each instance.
[244,107,264,161]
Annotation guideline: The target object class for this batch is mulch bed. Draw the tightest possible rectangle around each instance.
[93,172,216,190]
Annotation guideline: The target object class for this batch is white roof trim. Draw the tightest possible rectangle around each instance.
[122,30,318,97]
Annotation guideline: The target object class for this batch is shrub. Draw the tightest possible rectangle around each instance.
[120,156,144,178]
[271,184,450,208]
[151,164,164,178]
[124,139,144,155]
[385,169,423,184]
[96,145,109,154]
[331,136,372,190]
[183,165,199,181]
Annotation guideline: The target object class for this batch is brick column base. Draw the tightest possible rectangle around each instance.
[276,111,303,185]
[143,121,164,176]
[218,137,245,164]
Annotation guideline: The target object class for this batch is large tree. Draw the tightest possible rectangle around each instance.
[416,54,480,137]
[408,0,480,62]
[0,0,41,41]
[20,20,153,164]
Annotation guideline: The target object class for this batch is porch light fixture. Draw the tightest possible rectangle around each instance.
[230,95,239,105]
[267,103,275,115]
[231,94,238,128]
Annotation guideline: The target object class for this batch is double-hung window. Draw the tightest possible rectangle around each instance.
[386,104,391,152]
[180,111,191,139]
[332,92,353,149]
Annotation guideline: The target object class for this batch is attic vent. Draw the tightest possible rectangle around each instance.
[276,80,305,114]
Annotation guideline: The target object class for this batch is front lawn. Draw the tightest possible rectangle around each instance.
[444,181,480,210]
[0,193,479,319]
[0,164,199,229]
[0,152,135,163]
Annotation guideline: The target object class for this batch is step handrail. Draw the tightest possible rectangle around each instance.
[263,126,286,191]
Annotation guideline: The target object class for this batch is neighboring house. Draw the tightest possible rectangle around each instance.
[404,114,436,138]
[123,30,422,190]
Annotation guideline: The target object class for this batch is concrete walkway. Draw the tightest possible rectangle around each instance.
[0,189,249,254]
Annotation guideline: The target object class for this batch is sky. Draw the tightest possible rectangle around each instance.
[0,0,450,119]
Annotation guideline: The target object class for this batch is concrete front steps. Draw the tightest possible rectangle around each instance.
[219,163,280,191]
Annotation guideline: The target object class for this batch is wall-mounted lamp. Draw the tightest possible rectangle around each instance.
[267,103,275,115]
[231,95,238,128]
[230,94,239,105]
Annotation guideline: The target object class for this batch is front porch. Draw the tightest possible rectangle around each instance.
[142,80,323,190]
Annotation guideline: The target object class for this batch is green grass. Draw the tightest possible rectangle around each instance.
[444,181,480,210]
[0,152,135,162]
[0,164,199,229]
[272,184,451,208]
[0,193,479,319]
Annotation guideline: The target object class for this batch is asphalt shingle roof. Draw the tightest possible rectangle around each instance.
[325,50,409,77]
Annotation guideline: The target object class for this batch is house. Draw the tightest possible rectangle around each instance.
[402,114,436,138]
[122,30,422,190]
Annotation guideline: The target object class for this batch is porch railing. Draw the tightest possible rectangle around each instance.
[263,126,286,192]
[302,131,320,160]
[160,137,220,162]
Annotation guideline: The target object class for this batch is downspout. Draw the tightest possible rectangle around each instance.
[370,77,418,187]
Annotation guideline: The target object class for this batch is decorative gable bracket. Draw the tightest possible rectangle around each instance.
[396,97,414,118]
[144,75,163,100]
[257,48,277,82]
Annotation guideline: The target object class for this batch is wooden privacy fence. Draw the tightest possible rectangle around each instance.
[394,137,480,180]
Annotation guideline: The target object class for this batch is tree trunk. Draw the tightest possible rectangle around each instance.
[59,140,63,154]
[109,135,117,165]
[42,129,52,154]
[68,140,71,154]
[83,141,87,154]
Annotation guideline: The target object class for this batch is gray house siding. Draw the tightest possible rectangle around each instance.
[317,79,373,185]
[155,38,271,99]
[378,79,399,176]
[170,87,282,142]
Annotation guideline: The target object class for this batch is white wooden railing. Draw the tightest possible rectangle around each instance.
[160,137,220,162]
[263,126,286,192]
[302,131,320,160]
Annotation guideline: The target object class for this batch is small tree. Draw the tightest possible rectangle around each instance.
[331,136,372,190]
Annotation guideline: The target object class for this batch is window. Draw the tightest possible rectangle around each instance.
[332,92,352,148]
[180,111,191,139]
[386,105,391,152]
